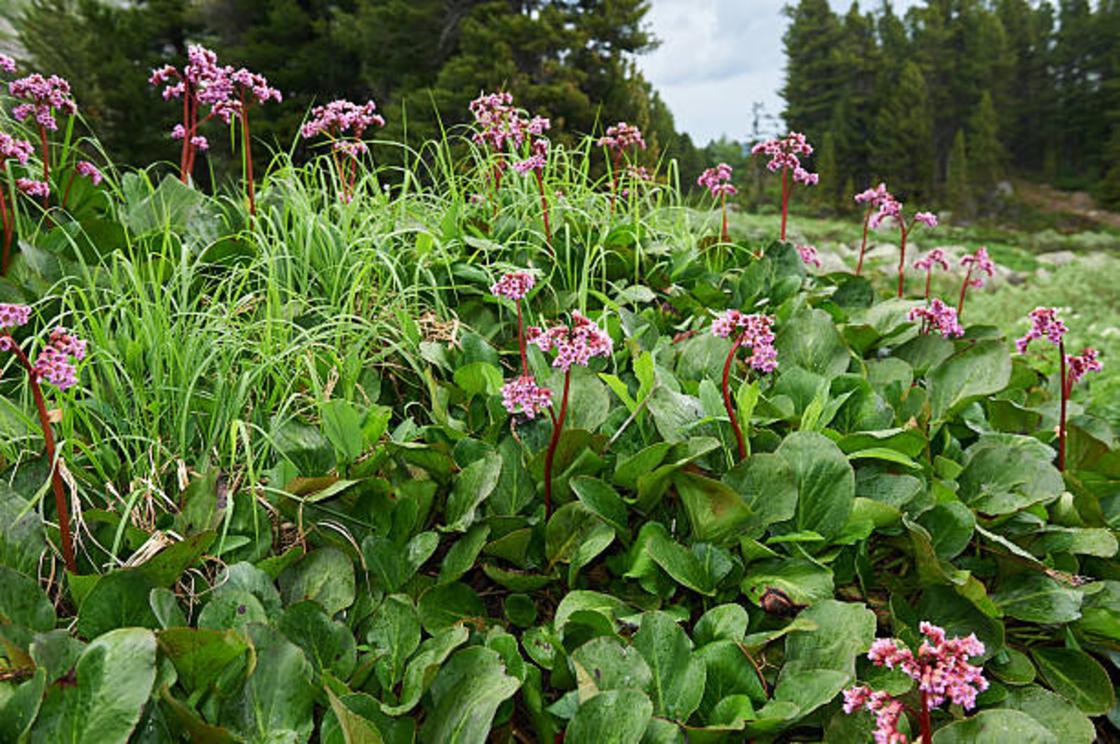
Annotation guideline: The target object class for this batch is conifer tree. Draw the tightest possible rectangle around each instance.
[946,130,973,219]
[968,91,1005,192]
[872,61,935,200]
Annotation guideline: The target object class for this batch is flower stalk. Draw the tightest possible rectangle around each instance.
[711,311,777,463]
[751,132,817,242]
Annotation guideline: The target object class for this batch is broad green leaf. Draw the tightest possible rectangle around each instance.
[157,627,249,694]
[444,453,502,531]
[0,564,54,631]
[321,691,414,744]
[742,558,834,606]
[382,625,469,715]
[0,667,45,742]
[673,472,754,547]
[417,582,486,634]
[632,611,706,722]
[322,399,365,463]
[546,502,608,567]
[279,547,356,615]
[570,637,652,692]
[783,600,875,677]
[777,431,855,542]
[931,709,1057,743]
[958,435,1064,516]
[438,524,491,584]
[324,687,386,744]
[220,623,316,742]
[29,628,158,744]
[554,591,629,635]
[367,594,421,688]
[773,668,849,718]
[570,476,629,536]
[644,524,717,596]
[76,570,159,638]
[278,601,357,680]
[696,640,767,718]
[1003,686,1096,744]
[927,338,1012,422]
[1031,647,1116,715]
[993,573,1082,624]
[693,604,749,646]
[721,453,798,539]
[419,646,521,744]
[0,483,45,577]
[565,689,652,744]
[774,308,850,377]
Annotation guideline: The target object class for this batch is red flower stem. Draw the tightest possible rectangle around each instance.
[919,691,932,744]
[720,192,729,243]
[957,266,974,318]
[1059,339,1068,471]
[721,331,748,461]
[179,82,191,181]
[2,335,76,573]
[896,219,910,298]
[924,269,932,302]
[61,171,77,211]
[534,170,552,251]
[856,207,871,275]
[240,92,256,217]
[780,166,789,241]
[543,369,571,518]
[516,300,528,374]
[609,152,621,214]
[0,184,12,276]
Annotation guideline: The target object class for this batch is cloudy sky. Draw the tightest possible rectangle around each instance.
[638,0,920,144]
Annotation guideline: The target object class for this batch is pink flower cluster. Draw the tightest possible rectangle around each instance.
[913,248,950,272]
[16,178,49,198]
[855,182,891,207]
[32,327,86,390]
[697,163,737,197]
[490,271,535,301]
[513,138,549,175]
[527,311,612,371]
[9,73,77,131]
[913,211,938,228]
[960,247,995,288]
[501,375,552,419]
[0,302,31,330]
[1015,306,1067,353]
[710,310,777,373]
[845,622,988,743]
[598,122,646,154]
[909,298,964,338]
[751,131,816,184]
[796,244,822,268]
[0,54,15,74]
[842,688,906,744]
[0,132,33,165]
[301,99,385,154]
[469,91,549,152]
[1067,348,1103,385]
[75,160,103,186]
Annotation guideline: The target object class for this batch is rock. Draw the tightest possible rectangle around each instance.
[1037,251,1077,266]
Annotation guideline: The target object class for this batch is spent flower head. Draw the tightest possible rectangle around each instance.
[960,247,996,288]
[526,311,612,371]
[1016,306,1068,354]
[909,298,964,338]
[710,311,777,373]
[490,271,535,301]
[501,375,552,419]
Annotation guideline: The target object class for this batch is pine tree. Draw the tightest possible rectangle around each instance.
[946,130,973,219]
[782,0,846,148]
[872,61,935,200]
[815,130,840,212]
[968,91,1005,192]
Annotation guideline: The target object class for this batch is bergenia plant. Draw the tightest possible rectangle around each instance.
[513,137,553,249]
[470,91,549,217]
[908,298,963,338]
[525,311,612,516]
[228,68,281,216]
[598,121,646,211]
[869,193,938,298]
[9,71,77,207]
[301,99,386,204]
[0,132,34,275]
[796,243,822,268]
[751,131,817,241]
[697,163,737,243]
[913,248,950,301]
[844,622,988,744]
[0,304,87,572]
[711,310,777,460]
[1016,307,1102,470]
[854,182,893,275]
[956,247,996,319]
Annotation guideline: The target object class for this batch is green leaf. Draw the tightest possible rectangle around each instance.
[783,600,875,677]
[644,524,718,596]
[444,453,502,531]
[777,432,855,542]
[565,689,652,744]
[453,361,503,396]
[0,667,45,742]
[278,601,357,680]
[76,570,159,638]
[0,565,55,631]
[1031,647,1116,715]
[367,594,421,688]
[570,477,629,536]
[673,472,754,546]
[927,339,1012,422]
[322,399,365,464]
[993,573,1083,624]
[0,482,45,577]
[546,502,609,567]
[1002,686,1096,744]
[633,611,706,722]
[29,628,157,744]
[417,582,486,634]
[931,709,1057,744]
[694,604,749,647]
[382,625,470,715]
[774,308,850,377]
[570,637,652,691]
[220,623,317,742]
[721,453,798,539]
[324,687,386,744]
[742,558,834,606]
[278,547,356,615]
[438,524,491,584]
[958,435,1064,516]
[419,646,521,744]
[554,591,628,635]
[696,640,767,717]
[773,668,849,718]
[321,691,414,744]
[157,627,249,694]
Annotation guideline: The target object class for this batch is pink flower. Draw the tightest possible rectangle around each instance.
[598,122,646,153]
[855,182,891,206]
[16,178,49,198]
[0,54,15,74]
[751,131,813,172]
[9,73,77,131]
[792,166,818,186]
[909,298,964,338]
[913,211,938,228]
[490,271,535,301]
[0,303,31,330]
[28,327,86,390]
[190,136,209,152]
[960,247,996,288]
[1067,348,1102,385]
[170,124,186,141]
[0,132,34,165]
[501,375,552,418]
[513,138,549,174]
[301,99,385,142]
[913,248,950,272]
[697,163,737,198]
[710,311,777,373]
[796,244,822,268]
[868,195,902,229]
[469,91,549,152]
[1016,306,1068,353]
[75,160,103,186]
[229,67,282,105]
[526,311,612,371]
